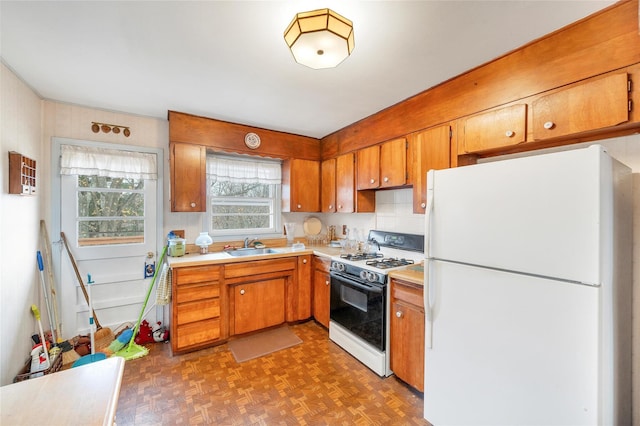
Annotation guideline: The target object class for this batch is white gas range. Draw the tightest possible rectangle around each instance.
[328,230,424,377]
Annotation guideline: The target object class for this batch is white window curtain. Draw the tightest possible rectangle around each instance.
[206,155,281,184]
[60,144,158,180]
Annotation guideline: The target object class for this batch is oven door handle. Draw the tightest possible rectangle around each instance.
[330,272,383,293]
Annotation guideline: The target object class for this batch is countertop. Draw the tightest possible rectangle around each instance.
[168,245,424,287]
[388,264,425,286]
[1,356,124,426]
[168,245,343,268]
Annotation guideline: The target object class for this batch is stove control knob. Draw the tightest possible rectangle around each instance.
[332,261,345,272]
[359,270,368,281]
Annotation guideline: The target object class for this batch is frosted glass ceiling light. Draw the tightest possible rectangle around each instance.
[284,8,354,69]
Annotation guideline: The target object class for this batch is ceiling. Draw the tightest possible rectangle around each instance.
[0,1,616,139]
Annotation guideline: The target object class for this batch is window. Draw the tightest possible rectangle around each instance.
[59,143,158,247]
[76,176,145,246]
[206,154,282,237]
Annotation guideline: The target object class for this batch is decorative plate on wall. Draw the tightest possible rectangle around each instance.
[303,217,322,235]
[244,132,261,149]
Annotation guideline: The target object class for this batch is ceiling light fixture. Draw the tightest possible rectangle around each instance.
[284,8,354,70]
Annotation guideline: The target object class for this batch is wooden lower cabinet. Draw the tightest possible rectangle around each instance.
[171,265,223,354]
[226,257,297,336]
[296,255,312,320]
[390,277,424,392]
[312,256,331,328]
[231,278,286,335]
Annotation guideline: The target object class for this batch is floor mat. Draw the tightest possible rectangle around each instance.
[228,326,302,363]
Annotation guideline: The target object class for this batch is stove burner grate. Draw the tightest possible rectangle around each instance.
[365,258,415,269]
[340,252,384,262]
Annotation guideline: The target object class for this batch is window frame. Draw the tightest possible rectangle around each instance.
[205,155,283,239]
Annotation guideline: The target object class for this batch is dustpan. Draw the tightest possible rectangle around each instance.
[115,245,167,361]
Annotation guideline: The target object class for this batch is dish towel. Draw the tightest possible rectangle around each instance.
[155,262,171,305]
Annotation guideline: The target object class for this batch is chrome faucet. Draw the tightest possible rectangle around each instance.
[244,237,257,248]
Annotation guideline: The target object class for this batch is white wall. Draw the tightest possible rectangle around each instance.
[0,62,43,384]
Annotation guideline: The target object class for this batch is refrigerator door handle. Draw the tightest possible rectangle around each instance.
[425,258,434,349]
[425,169,435,349]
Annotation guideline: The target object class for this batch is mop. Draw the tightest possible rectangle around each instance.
[72,274,107,367]
[114,245,167,361]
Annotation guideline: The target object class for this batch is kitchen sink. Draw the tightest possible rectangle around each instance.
[226,248,282,257]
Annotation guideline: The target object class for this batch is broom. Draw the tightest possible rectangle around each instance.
[115,245,167,361]
[60,232,114,347]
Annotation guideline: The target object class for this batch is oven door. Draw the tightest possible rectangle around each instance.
[329,271,386,351]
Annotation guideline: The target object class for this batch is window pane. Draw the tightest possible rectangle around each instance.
[78,175,144,190]
[207,157,281,235]
[76,175,146,246]
[78,191,144,217]
[78,219,144,246]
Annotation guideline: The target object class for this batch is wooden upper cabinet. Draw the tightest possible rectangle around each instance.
[336,152,375,213]
[321,158,336,213]
[408,125,451,214]
[170,142,206,212]
[532,72,630,141]
[357,138,407,190]
[459,104,527,155]
[282,158,320,212]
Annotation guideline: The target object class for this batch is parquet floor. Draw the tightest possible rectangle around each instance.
[116,321,429,425]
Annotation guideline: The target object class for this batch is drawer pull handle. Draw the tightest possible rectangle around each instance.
[543,121,555,130]
[190,202,196,208]
[505,130,514,137]
[396,311,403,318]
[421,202,426,209]
[383,177,389,183]
[370,178,375,184]
[239,289,245,295]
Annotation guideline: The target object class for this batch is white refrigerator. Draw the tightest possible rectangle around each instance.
[423,145,632,426]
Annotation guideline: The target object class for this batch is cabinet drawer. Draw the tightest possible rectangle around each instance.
[176,299,220,325]
[174,265,221,284]
[176,318,220,348]
[225,257,296,279]
[176,282,220,304]
[391,281,424,308]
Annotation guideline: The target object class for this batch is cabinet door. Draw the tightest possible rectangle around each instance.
[390,299,425,392]
[336,153,375,213]
[408,125,451,213]
[380,138,407,188]
[321,158,336,213]
[170,142,206,212]
[234,278,286,335]
[296,255,312,320]
[356,145,380,190]
[459,104,527,154]
[313,257,331,328]
[283,159,320,212]
[532,73,629,140]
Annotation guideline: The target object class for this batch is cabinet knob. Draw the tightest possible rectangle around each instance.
[325,280,330,286]
[383,176,389,183]
[303,259,307,264]
[370,178,375,184]
[543,121,555,130]
[190,202,196,208]
[421,202,426,209]
[396,311,403,318]
[297,204,302,209]
[239,289,245,295]
[337,204,342,209]
[328,205,333,210]
[505,130,515,137]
